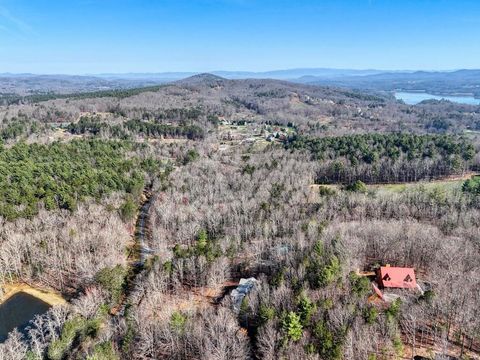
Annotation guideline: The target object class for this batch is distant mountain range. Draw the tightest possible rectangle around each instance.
[0,73,166,95]
[1,68,480,98]
[0,68,405,82]
[92,68,389,81]
[301,69,480,97]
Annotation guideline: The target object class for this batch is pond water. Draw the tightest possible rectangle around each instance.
[0,292,51,342]
[395,91,480,105]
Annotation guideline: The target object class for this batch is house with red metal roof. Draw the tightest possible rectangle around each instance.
[377,266,417,289]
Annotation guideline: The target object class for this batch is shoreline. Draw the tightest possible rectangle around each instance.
[0,282,67,307]
[393,90,480,102]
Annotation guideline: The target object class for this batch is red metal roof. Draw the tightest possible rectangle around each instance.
[372,282,384,300]
[378,266,417,289]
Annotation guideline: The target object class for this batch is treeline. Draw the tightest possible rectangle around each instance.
[0,139,156,220]
[286,133,476,184]
[67,117,205,139]
[0,93,24,106]
[1,119,31,141]
[0,118,42,142]
[463,175,480,195]
[124,119,204,139]
[3,85,167,105]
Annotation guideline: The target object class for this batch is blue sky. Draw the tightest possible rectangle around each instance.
[1,0,480,74]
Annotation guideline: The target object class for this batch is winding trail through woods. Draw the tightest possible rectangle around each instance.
[135,189,155,266]
[115,188,155,316]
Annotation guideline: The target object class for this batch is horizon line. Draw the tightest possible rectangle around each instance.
[1,67,480,77]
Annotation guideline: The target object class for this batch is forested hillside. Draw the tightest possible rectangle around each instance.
[287,133,475,183]
[0,140,157,220]
[3,74,480,141]
[0,76,480,360]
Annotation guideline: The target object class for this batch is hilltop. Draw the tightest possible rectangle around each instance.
[174,73,227,86]
[2,74,480,139]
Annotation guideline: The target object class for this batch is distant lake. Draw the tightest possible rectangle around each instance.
[0,292,51,342]
[395,91,480,105]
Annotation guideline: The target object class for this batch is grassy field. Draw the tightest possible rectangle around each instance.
[370,179,464,194]
[309,174,477,202]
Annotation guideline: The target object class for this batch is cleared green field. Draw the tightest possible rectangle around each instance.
[370,179,464,194]
[312,174,478,200]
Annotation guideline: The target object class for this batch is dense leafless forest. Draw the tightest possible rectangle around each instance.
[1,75,480,360]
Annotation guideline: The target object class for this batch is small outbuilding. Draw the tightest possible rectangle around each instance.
[377,265,417,289]
[231,278,258,313]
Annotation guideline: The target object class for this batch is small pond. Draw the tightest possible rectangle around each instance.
[0,292,51,342]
